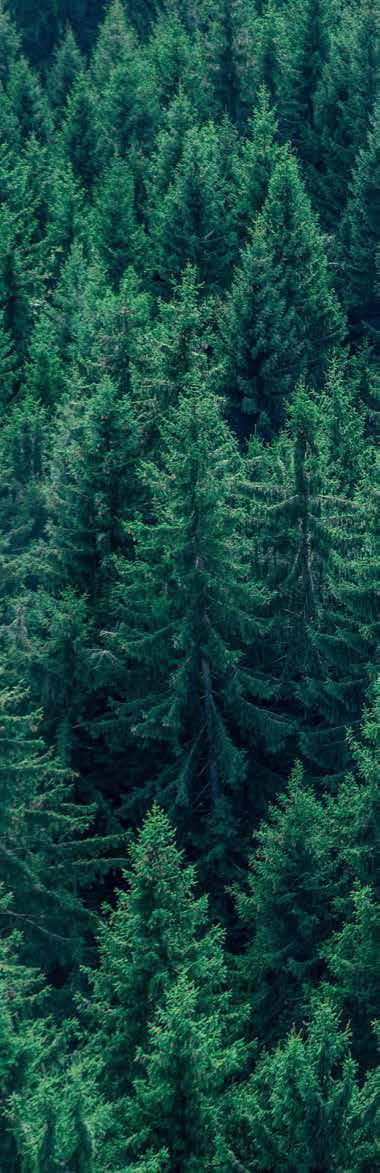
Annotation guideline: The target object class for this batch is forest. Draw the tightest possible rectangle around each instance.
[0,0,378,1168]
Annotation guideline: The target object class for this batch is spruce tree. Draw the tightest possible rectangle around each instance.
[235,762,334,1044]
[92,154,147,289]
[6,54,52,144]
[62,70,99,190]
[339,98,380,346]
[232,86,280,249]
[229,997,365,1173]
[0,673,97,971]
[246,384,376,776]
[313,0,379,229]
[223,152,345,435]
[47,25,83,116]
[81,806,244,1170]
[150,119,237,291]
[101,359,287,876]
[0,904,56,1172]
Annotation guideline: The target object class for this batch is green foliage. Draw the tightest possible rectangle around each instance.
[229,997,368,1172]
[81,805,245,1170]
[223,152,345,434]
[150,119,237,290]
[339,97,380,344]
[0,1,378,1165]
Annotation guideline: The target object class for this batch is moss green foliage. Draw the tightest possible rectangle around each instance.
[0,0,378,1167]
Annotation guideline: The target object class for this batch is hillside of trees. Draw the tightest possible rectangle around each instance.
[0,0,378,1167]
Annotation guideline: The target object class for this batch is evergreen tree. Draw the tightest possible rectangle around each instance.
[232,86,280,248]
[313,0,380,229]
[235,762,334,1044]
[0,0,21,84]
[62,70,99,190]
[0,309,17,407]
[277,0,335,166]
[7,54,52,144]
[339,98,380,347]
[92,1,159,161]
[0,903,57,1172]
[223,152,345,435]
[92,154,147,289]
[146,8,208,119]
[150,119,237,291]
[101,361,286,876]
[229,997,366,1172]
[81,806,244,1170]
[0,673,97,972]
[246,384,376,775]
[47,24,83,116]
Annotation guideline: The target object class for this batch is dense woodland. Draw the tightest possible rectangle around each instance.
[0,0,378,1167]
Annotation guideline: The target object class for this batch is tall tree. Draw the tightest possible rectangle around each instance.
[223,151,345,435]
[228,997,367,1173]
[339,98,380,347]
[150,119,238,291]
[313,0,379,229]
[100,360,287,877]
[80,805,244,1171]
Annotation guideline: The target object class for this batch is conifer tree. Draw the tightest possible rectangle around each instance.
[0,903,56,1171]
[247,384,376,775]
[223,152,345,434]
[0,673,97,971]
[47,25,83,116]
[232,86,280,248]
[146,7,208,119]
[92,1,158,161]
[127,264,220,443]
[339,98,380,346]
[7,55,52,144]
[101,361,287,873]
[150,120,237,291]
[229,997,365,1172]
[81,806,244,1170]
[313,0,379,229]
[277,0,335,167]
[92,155,147,289]
[235,762,334,1044]
[0,0,21,84]
[0,310,17,408]
[62,70,99,190]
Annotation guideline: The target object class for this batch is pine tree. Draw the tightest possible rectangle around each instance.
[62,70,99,190]
[223,152,345,435]
[339,98,380,347]
[81,806,244,1170]
[101,360,287,877]
[232,86,280,249]
[0,902,57,1171]
[228,997,365,1173]
[150,120,237,291]
[313,0,379,229]
[92,154,147,289]
[47,25,83,116]
[235,762,335,1044]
